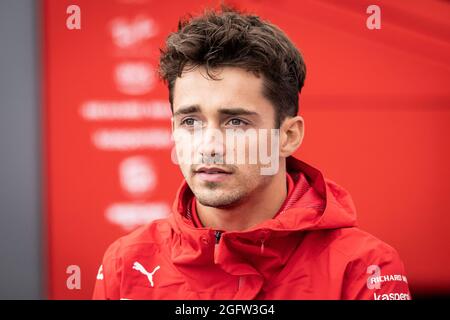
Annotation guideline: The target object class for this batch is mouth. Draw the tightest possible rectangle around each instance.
[194,166,233,182]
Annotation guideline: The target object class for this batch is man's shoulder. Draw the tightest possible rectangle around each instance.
[323,227,404,266]
[326,228,410,299]
[102,217,173,262]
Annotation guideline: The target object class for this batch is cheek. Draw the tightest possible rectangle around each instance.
[233,164,263,185]
[258,129,279,159]
[177,162,192,180]
[224,132,258,165]
[174,139,196,167]
[224,129,278,166]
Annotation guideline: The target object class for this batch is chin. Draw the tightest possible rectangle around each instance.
[197,198,237,208]
[197,189,246,208]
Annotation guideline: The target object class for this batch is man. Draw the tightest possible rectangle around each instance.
[93,6,411,300]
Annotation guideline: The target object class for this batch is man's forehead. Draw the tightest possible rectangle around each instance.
[173,68,267,112]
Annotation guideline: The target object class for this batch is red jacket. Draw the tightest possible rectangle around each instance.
[93,156,411,300]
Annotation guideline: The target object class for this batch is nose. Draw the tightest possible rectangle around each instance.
[196,127,225,162]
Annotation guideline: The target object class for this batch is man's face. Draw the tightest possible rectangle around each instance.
[172,66,279,208]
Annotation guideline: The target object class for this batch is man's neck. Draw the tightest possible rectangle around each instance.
[195,168,288,232]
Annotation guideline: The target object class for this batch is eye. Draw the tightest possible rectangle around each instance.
[226,118,249,126]
[180,117,201,127]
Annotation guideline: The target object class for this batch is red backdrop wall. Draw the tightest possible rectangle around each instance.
[42,0,450,299]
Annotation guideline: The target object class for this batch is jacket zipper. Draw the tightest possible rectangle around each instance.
[215,230,222,244]
[213,230,222,263]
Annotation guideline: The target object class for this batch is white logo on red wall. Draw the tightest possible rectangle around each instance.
[119,156,156,197]
[114,62,155,95]
[105,202,170,231]
[105,156,169,231]
[110,15,158,48]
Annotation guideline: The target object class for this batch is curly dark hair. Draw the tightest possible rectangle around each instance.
[158,5,306,127]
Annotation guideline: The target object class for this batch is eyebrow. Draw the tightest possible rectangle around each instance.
[173,105,260,118]
[218,107,260,117]
[173,105,201,117]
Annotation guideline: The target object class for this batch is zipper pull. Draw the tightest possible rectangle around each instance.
[214,230,222,264]
[215,230,222,244]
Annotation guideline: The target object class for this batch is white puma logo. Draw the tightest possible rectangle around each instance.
[132,262,160,287]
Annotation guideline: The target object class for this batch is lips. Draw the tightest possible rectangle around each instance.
[194,166,233,182]
[195,166,232,174]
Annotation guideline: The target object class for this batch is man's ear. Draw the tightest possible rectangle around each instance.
[279,116,305,157]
